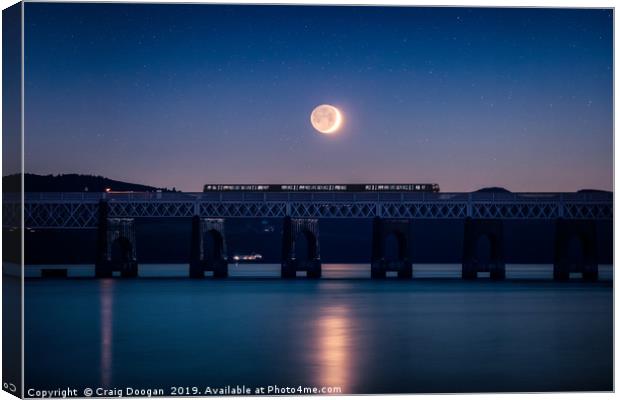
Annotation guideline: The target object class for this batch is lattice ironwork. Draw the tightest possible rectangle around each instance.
[6,192,613,229]
[563,202,613,219]
[24,202,99,228]
[108,202,195,218]
[3,202,20,228]
[380,202,468,218]
[470,202,560,219]
[290,202,377,218]
[200,202,287,217]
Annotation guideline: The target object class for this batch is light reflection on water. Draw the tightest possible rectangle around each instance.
[315,305,351,389]
[99,279,114,388]
[24,264,613,394]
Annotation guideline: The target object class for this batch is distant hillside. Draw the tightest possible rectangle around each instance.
[3,173,177,192]
[475,187,511,193]
[577,189,612,193]
[475,187,611,194]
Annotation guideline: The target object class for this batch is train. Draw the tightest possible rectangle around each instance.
[203,183,440,192]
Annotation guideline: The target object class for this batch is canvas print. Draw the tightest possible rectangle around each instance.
[2,2,614,397]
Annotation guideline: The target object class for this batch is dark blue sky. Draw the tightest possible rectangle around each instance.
[24,4,612,192]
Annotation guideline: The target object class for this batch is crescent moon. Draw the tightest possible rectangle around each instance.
[324,108,342,134]
[310,104,343,134]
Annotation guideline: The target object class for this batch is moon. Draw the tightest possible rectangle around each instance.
[310,104,343,134]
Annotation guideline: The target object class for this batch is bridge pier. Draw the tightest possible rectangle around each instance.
[553,219,598,281]
[462,218,505,280]
[370,218,412,279]
[95,200,138,278]
[190,216,229,278]
[281,217,321,278]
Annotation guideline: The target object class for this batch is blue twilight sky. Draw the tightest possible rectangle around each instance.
[23,4,612,192]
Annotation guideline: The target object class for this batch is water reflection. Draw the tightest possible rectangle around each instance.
[25,274,612,393]
[99,279,115,387]
[314,305,352,389]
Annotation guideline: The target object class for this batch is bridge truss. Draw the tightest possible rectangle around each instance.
[3,191,613,229]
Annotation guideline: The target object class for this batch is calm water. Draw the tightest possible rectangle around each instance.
[24,264,613,394]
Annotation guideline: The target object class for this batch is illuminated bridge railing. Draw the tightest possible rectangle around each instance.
[2,191,613,228]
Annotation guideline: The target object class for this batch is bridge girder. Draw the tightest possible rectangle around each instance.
[3,192,612,229]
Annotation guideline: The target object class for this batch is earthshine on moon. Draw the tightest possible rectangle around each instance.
[311,104,343,134]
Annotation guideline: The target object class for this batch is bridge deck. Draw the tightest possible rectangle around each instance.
[3,191,613,228]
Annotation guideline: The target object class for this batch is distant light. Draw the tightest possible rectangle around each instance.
[105,188,111,192]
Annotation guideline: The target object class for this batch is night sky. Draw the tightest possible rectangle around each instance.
[23,4,613,192]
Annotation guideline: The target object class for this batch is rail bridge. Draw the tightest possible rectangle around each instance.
[4,190,613,280]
